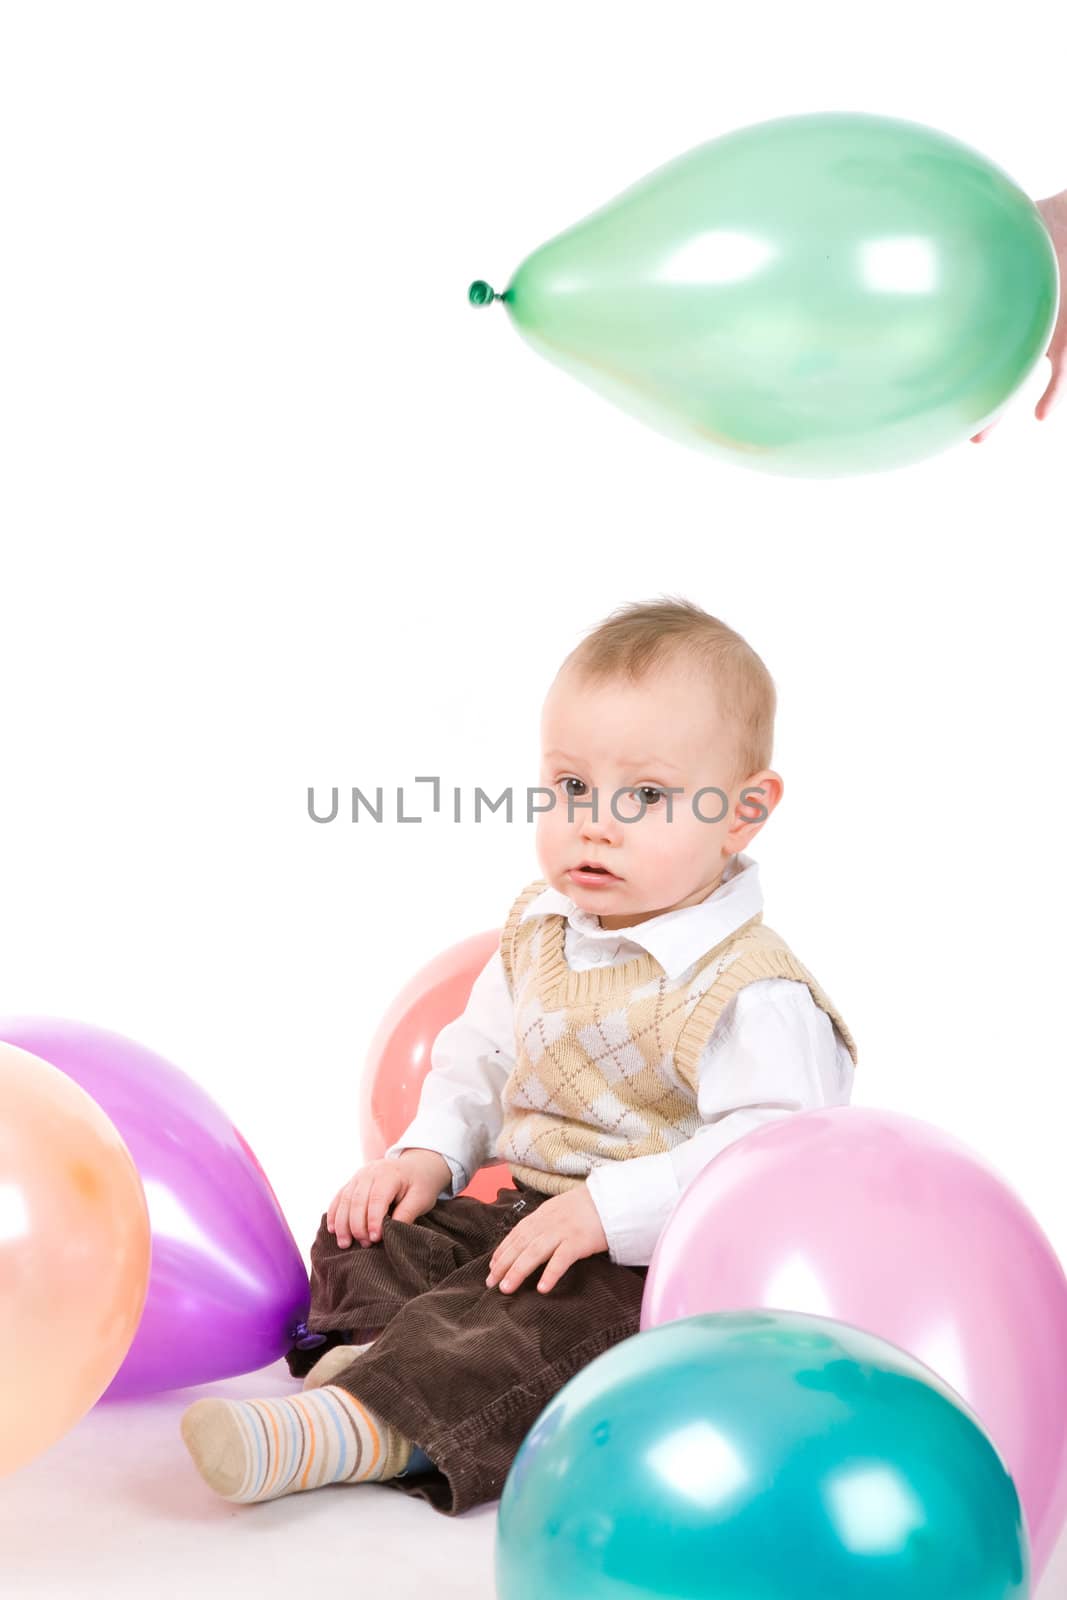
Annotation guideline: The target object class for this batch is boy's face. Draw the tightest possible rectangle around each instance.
[536,660,773,931]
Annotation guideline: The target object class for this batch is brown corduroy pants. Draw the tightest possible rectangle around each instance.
[283,1179,647,1514]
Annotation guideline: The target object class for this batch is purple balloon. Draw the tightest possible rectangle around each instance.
[641,1106,1067,1584]
[0,1016,310,1399]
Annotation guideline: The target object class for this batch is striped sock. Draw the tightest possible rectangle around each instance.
[180,1384,413,1503]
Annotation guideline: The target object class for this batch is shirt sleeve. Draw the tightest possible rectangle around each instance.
[584,977,856,1267]
[383,945,517,1198]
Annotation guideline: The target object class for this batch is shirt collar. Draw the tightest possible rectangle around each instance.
[519,852,763,980]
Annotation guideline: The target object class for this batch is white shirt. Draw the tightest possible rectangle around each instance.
[387,853,854,1265]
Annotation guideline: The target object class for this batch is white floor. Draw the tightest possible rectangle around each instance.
[2,1362,1065,1599]
[0,1362,498,1599]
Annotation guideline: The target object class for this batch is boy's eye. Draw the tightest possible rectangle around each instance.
[556,779,663,806]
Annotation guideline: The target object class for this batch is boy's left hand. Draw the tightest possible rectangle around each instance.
[486,1185,608,1294]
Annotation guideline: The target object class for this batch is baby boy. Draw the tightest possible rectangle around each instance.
[181,595,857,1513]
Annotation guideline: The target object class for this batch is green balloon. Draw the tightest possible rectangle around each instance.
[496,1311,1030,1600]
[472,113,1059,476]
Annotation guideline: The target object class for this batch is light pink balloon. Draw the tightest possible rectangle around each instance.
[642,1106,1067,1583]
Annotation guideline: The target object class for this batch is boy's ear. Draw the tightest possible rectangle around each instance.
[728,769,783,847]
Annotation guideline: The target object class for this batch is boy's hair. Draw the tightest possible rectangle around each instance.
[558,595,776,787]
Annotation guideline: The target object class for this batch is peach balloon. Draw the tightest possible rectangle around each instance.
[0,1041,151,1475]
[360,929,514,1203]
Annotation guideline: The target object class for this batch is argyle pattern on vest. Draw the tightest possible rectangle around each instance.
[493,876,858,1195]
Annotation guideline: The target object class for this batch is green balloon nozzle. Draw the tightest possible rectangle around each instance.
[468,279,499,306]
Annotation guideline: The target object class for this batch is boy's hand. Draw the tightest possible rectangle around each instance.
[972,189,1067,442]
[326,1148,452,1249]
[486,1185,608,1295]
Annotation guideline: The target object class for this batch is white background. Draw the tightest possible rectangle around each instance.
[1,4,1065,1595]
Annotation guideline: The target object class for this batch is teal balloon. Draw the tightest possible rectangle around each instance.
[475,113,1059,476]
[495,1311,1030,1600]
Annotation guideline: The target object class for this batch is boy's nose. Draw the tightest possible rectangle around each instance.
[580,806,623,846]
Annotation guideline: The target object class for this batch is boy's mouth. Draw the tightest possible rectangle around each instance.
[569,861,621,881]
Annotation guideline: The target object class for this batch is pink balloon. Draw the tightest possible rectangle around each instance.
[360,928,515,1203]
[0,1017,310,1399]
[641,1106,1067,1582]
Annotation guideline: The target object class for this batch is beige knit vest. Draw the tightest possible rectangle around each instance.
[494,876,858,1195]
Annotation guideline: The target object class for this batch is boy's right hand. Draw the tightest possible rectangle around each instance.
[326,1148,453,1249]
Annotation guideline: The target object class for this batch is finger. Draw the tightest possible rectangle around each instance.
[340,1182,370,1249]
[1036,365,1065,420]
[970,420,999,443]
[365,1175,402,1242]
[391,1180,431,1225]
[333,1192,354,1248]
[486,1224,532,1287]
[496,1236,556,1294]
[352,1178,385,1247]
[537,1242,578,1294]
[326,1189,349,1233]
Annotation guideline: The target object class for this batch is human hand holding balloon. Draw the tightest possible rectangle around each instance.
[973,188,1067,441]
[326,1148,452,1248]
[486,1185,608,1294]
